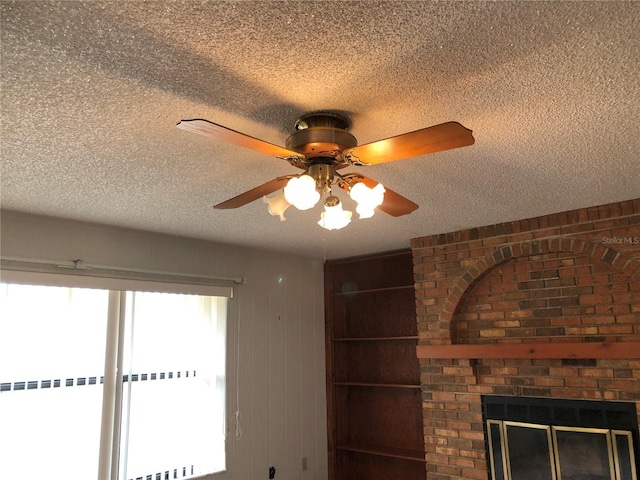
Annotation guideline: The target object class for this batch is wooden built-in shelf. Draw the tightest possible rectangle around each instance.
[334,336,418,342]
[336,444,426,463]
[334,382,421,389]
[326,251,424,480]
[331,284,415,296]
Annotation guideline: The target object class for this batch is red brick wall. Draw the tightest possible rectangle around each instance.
[410,198,640,480]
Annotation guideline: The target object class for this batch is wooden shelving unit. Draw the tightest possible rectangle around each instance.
[325,250,426,480]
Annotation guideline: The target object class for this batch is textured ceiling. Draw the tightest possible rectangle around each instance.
[2,1,639,260]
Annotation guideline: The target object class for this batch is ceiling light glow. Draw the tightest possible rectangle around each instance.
[318,196,352,230]
[284,175,320,210]
[350,182,385,219]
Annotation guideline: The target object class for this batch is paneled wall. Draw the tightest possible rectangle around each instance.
[0,210,328,480]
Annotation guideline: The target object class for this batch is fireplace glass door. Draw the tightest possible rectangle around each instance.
[487,420,638,480]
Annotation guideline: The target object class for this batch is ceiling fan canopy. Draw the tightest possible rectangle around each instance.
[177,112,474,228]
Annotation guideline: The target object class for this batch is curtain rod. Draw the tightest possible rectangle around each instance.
[0,257,247,287]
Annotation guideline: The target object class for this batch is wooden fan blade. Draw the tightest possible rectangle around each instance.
[340,175,419,217]
[214,176,293,209]
[345,121,474,165]
[177,119,305,165]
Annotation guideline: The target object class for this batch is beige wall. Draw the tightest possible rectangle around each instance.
[0,210,328,480]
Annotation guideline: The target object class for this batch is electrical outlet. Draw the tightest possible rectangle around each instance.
[269,466,276,479]
[302,457,308,471]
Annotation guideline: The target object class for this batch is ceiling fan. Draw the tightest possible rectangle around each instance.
[177,112,474,228]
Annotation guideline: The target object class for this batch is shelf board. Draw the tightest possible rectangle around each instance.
[336,444,426,463]
[334,382,421,389]
[332,284,414,296]
[334,336,418,342]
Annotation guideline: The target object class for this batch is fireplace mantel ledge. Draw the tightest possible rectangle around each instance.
[416,341,640,359]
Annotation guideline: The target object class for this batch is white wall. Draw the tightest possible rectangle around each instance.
[0,210,328,480]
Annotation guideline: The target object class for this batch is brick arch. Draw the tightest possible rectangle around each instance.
[438,237,640,332]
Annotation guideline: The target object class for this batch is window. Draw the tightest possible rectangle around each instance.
[0,284,109,479]
[0,278,229,480]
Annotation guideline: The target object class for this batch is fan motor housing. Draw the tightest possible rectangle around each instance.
[286,113,357,160]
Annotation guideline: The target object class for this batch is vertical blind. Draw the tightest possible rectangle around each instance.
[0,284,110,480]
[119,291,227,480]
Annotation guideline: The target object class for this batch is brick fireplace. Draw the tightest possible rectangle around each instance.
[410,198,640,480]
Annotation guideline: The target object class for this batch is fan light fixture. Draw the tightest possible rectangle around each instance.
[318,195,352,230]
[350,182,385,219]
[264,165,384,230]
[283,174,320,210]
[263,190,291,221]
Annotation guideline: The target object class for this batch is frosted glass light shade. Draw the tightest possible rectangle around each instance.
[349,182,385,219]
[284,175,320,210]
[263,190,291,221]
[318,201,352,230]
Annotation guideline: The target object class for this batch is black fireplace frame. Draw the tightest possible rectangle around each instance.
[482,395,639,480]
